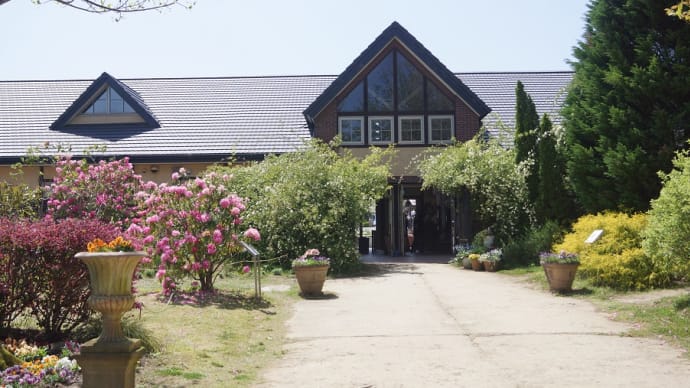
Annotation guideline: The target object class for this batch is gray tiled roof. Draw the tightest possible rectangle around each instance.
[459,71,573,142]
[0,75,333,163]
[0,72,572,163]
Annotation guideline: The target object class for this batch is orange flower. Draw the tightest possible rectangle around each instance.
[86,236,133,252]
[87,238,108,252]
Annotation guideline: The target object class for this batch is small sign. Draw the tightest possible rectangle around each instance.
[240,241,260,257]
[585,229,603,244]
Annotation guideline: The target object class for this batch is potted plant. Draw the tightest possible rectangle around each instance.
[479,248,502,272]
[292,249,330,296]
[451,245,473,269]
[468,253,483,271]
[540,251,580,292]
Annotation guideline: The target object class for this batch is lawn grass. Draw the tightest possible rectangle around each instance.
[500,265,690,356]
[132,270,297,387]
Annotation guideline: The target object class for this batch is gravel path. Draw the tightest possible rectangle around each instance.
[257,263,690,387]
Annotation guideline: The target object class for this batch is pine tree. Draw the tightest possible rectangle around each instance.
[514,81,540,204]
[563,0,690,213]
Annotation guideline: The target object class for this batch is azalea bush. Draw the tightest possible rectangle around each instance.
[0,218,120,338]
[419,134,533,242]
[46,156,150,227]
[220,139,391,273]
[134,170,261,294]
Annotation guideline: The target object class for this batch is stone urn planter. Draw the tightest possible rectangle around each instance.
[294,265,329,296]
[542,263,579,292]
[75,251,147,388]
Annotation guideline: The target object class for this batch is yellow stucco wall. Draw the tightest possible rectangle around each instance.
[0,162,222,187]
[347,146,442,177]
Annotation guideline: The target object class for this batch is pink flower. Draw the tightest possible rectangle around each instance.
[243,227,261,241]
[207,243,217,254]
[242,265,251,274]
[219,197,231,208]
[146,215,160,224]
[171,172,180,180]
[143,234,155,244]
[213,229,223,244]
[231,207,241,216]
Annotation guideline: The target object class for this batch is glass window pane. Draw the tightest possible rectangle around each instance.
[400,117,422,142]
[370,117,392,142]
[427,80,454,111]
[337,82,364,112]
[109,88,126,113]
[367,53,394,112]
[340,118,363,143]
[430,117,453,141]
[397,54,424,111]
[86,90,108,114]
[123,101,135,113]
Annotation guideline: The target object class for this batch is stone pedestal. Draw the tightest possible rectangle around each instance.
[75,251,147,388]
[75,342,144,388]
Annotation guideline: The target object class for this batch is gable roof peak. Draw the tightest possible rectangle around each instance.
[304,21,490,121]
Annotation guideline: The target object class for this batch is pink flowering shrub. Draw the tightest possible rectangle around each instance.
[0,218,121,340]
[46,156,151,227]
[134,170,260,293]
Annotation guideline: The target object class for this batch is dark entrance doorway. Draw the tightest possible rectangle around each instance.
[372,183,464,256]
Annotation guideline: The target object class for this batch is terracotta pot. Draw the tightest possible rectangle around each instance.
[294,264,329,296]
[542,262,579,292]
[75,251,146,351]
[470,259,483,271]
[483,261,499,272]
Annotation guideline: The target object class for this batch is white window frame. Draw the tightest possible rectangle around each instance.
[398,115,424,144]
[338,116,365,145]
[368,116,394,145]
[428,115,454,144]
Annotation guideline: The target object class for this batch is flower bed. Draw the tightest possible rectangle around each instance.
[1,340,80,387]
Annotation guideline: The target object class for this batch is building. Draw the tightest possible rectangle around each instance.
[0,22,572,255]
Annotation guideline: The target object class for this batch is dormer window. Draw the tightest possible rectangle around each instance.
[82,87,135,114]
[50,72,159,131]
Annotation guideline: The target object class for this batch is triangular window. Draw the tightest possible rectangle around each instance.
[337,82,364,112]
[82,87,135,115]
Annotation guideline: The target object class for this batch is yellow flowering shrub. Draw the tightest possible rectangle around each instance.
[554,212,666,290]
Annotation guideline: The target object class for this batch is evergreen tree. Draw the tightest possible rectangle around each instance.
[514,81,540,204]
[536,114,576,223]
[563,0,690,213]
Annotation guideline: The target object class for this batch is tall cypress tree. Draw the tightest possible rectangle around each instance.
[514,81,540,204]
[563,0,690,213]
[536,114,575,223]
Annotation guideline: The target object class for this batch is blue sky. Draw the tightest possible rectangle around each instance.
[0,0,590,80]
